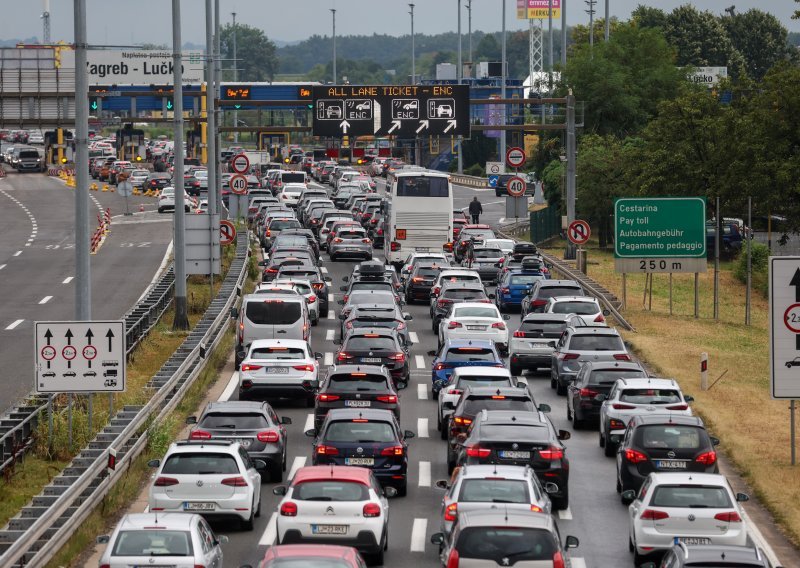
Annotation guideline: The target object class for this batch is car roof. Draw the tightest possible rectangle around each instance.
[452,302,498,310]
[648,472,729,486]
[441,282,485,290]
[444,339,496,349]
[464,386,530,397]
[550,295,598,303]
[479,410,545,426]
[243,293,305,303]
[568,327,620,336]
[452,367,511,378]
[457,509,553,529]
[538,280,582,287]
[292,465,375,486]
[325,408,397,421]
[677,544,768,565]
[118,513,196,530]
[328,364,391,376]
[580,360,643,372]
[522,313,570,323]
[203,400,267,414]
[265,544,357,561]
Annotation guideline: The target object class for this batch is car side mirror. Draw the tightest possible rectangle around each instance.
[237,350,247,363]
[253,459,267,470]
[403,313,413,321]
[602,309,610,316]
[383,486,399,498]
[229,307,239,319]
[96,535,110,545]
[544,482,559,494]
[324,277,333,283]
[302,380,319,391]
[488,293,496,299]
[305,428,317,437]
[280,416,292,425]
[147,459,160,468]
[257,260,267,267]
[736,492,750,502]
[397,381,408,390]
[427,350,437,357]
[538,404,551,413]
[621,489,636,503]
[272,485,288,496]
[557,430,571,441]
[404,430,416,439]
[503,314,511,320]
[435,479,449,490]
[594,394,607,402]
[185,416,197,425]
[217,535,229,545]
[315,352,323,359]
[430,533,445,546]
[710,436,720,446]
[684,395,694,403]
[565,535,579,549]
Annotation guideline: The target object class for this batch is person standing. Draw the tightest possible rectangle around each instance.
[468,196,483,224]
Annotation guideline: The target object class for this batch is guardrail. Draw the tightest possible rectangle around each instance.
[0,233,249,567]
[450,174,488,189]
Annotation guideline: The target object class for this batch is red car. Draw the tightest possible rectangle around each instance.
[254,544,367,568]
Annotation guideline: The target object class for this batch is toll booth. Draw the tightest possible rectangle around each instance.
[116,125,146,163]
[44,129,74,165]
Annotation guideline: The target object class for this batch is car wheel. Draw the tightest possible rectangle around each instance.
[311,317,318,327]
[241,507,255,531]
[552,487,569,511]
[572,409,584,430]
[616,476,622,495]
[330,253,337,261]
[599,430,605,447]
[604,432,616,457]
[269,460,283,483]
[371,547,385,566]
[550,372,557,389]
[405,293,413,305]
[629,536,634,553]
[157,207,164,213]
[556,380,567,396]
[397,481,407,497]
[633,548,647,566]
[566,402,572,421]
[510,364,522,376]
[255,495,262,517]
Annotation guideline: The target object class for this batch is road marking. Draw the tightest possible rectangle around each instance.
[415,355,425,369]
[13,251,21,257]
[324,352,334,366]
[417,383,428,400]
[304,413,314,432]
[320,266,328,274]
[410,518,428,552]
[62,277,74,284]
[409,331,419,344]
[5,319,24,330]
[258,512,278,546]
[418,461,431,487]
[288,456,307,480]
[38,296,52,305]
[741,506,783,567]
[327,294,336,319]
[326,329,335,341]
[558,506,573,520]
[417,417,429,438]
[0,264,5,270]
[220,372,239,402]
[571,558,586,568]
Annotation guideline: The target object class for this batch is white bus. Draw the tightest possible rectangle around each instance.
[383,170,453,267]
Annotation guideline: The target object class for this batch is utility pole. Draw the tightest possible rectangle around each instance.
[565,90,576,260]
[409,4,416,84]
[205,0,218,276]
[561,0,567,68]
[331,9,337,83]
[457,0,463,174]
[467,0,473,67]
[500,0,507,162]
[585,0,596,56]
[604,0,610,41]
[231,11,238,143]
[172,0,189,330]
[214,0,222,216]
[548,0,554,86]
[74,0,90,321]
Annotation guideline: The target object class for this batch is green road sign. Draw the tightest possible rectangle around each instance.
[615,197,706,258]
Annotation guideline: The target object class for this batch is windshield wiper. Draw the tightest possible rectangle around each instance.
[304,496,333,501]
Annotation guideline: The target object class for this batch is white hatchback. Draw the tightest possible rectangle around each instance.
[438,302,510,355]
[280,183,306,207]
[238,339,321,404]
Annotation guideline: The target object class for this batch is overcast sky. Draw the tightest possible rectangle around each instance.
[1,1,798,46]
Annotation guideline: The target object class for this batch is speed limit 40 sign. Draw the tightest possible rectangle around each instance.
[229,174,248,195]
[506,175,527,197]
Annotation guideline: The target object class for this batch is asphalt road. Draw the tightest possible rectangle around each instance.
[0,169,172,412]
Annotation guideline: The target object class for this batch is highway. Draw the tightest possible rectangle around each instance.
[0,170,172,412]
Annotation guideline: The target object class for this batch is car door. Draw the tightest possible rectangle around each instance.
[238,447,261,498]
[198,519,222,568]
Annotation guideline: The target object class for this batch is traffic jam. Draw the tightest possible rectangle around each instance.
[96,154,771,568]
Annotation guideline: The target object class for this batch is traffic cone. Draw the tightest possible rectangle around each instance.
[102,184,109,192]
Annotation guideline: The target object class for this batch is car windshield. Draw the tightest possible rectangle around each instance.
[619,388,682,404]
[453,307,497,319]
[245,301,302,325]
[445,348,496,362]
[293,480,369,502]
[161,453,240,475]
[458,479,530,503]
[569,335,624,351]
[510,275,544,286]
[324,421,396,443]
[344,336,397,351]
[249,346,306,360]
[456,528,556,561]
[650,485,733,508]
[587,369,646,385]
[329,373,388,391]
[112,530,193,557]
[551,301,599,314]
[641,426,703,449]
[462,397,534,414]
[199,413,269,429]
[473,249,503,259]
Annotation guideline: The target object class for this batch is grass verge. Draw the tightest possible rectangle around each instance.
[541,238,799,547]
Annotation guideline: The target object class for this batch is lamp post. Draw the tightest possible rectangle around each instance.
[331,9,337,83]
[409,3,415,84]
[500,0,507,162]
[231,11,238,143]
[467,0,473,66]
[457,0,463,174]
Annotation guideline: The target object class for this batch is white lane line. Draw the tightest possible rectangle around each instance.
[327,294,336,319]
[13,251,21,257]
[409,331,419,344]
[0,264,6,270]
[304,413,314,432]
[418,461,431,487]
[324,352,334,366]
[220,372,239,402]
[417,418,429,438]
[417,383,428,400]
[558,507,573,520]
[410,518,428,552]
[326,329,335,341]
[25,243,31,247]
[62,277,74,284]
[38,296,53,305]
[288,456,307,480]
[5,319,24,330]
[570,558,586,568]
[258,512,278,546]
[415,355,425,370]
[320,266,328,274]
[742,507,783,567]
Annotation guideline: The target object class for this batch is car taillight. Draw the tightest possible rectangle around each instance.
[446,549,459,568]
[612,403,636,410]
[553,551,565,568]
[500,287,510,294]
[714,511,742,522]
[491,322,506,330]
[377,394,398,404]
[240,364,263,372]
[532,299,547,306]
[448,321,463,329]
[666,403,689,410]
[453,416,472,426]
[293,364,315,372]
[609,419,626,430]
[363,503,382,517]
[377,228,384,235]
[560,353,580,360]
[450,389,463,395]
[221,476,248,487]
[411,277,424,283]
[696,450,717,466]
[311,219,319,224]
[189,430,212,440]
[333,238,343,243]
[432,286,440,295]
[438,298,452,306]
[478,299,492,303]
[579,388,599,398]
[641,509,669,520]
[624,448,648,464]
[257,431,281,443]
[465,446,491,458]
[362,238,371,244]
[595,313,605,322]
[539,447,564,460]
[154,476,179,486]
[336,352,352,361]
[613,354,631,361]
[444,502,458,521]
[370,218,378,224]
[390,241,401,251]
[434,363,448,371]
[381,445,404,456]
[316,445,339,455]
[307,295,317,304]
[312,283,324,291]
[513,330,526,338]
[318,393,340,402]
[389,353,405,362]
[280,502,297,516]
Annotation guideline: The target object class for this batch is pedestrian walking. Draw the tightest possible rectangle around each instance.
[468,196,483,224]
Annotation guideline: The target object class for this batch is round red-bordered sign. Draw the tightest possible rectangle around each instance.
[229,174,248,195]
[784,303,800,333]
[230,154,250,174]
[568,220,591,245]
[41,345,56,361]
[220,220,237,246]
[506,175,527,197]
[506,147,526,168]
[82,345,97,360]
[62,345,77,360]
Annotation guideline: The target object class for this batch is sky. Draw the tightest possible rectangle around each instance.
[1,0,798,47]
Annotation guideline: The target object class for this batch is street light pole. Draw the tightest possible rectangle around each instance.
[457,0,463,174]
[205,0,218,282]
[605,0,610,41]
[231,11,238,143]
[74,0,90,321]
[331,9,337,83]
[500,0,507,162]
[172,0,189,330]
[561,0,567,68]
[214,0,221,216]
[409,3,415,84]
[467,0,473,66]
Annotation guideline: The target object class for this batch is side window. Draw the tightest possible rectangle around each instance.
[638,477,651,502]
[608,384,617,401]
[623,425,634,447]
[197,520,214,553]
[269,408,280,425]
[238,448,252,470]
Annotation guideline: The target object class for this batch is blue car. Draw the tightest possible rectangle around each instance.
[495,270,547,312]
[427,339,505,396]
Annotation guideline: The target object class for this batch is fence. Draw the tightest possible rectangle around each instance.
[529,204,561,244]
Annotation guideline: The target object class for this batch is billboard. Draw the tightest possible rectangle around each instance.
[61,49,205,85]
[517,0,561,19]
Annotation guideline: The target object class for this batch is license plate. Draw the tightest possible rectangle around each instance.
[361,358,382,363]
[184,502,215,511]
[530,343,548,349]
[345,400,371,407]
[266,367,289,374]
[345,457,374,466]
[655,460,687,469]
[499,450,531,460]
[312,524,348,535]
[467,325,486,331]
[675,537,711,545]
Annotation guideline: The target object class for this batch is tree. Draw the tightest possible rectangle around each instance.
[631,5,667,29]
[475,33,500,61]
[569,17,624,48]
[220,23,278,82]
[461,132,497,168]
[722,9,791,80]
[539,159,564,210]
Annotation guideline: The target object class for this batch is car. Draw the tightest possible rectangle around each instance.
[495,269,547,312]
[438,302,511,355]
[157,187,193,213]
[431,281,493,332]
[429,268,483,313]
[484,238,515,257]
[404,262,446,304]
[430,510,579,568]
[544,295,606,324]
[566,360,648,429]
[462,245,506,284]
[262,217,303,249]
[335,328,410,386]
[453,225,495,262]
[550,324,631,395]
[326,106,343,119]
[276,266,332,318]
[272,466,396,565]
[434,464,555,536]
[786,357,800,368]
[624,472,750,565]
[186,400,292,481]
[509,313,570,376]
[314,364,401,430]
[348,261,402,293]
[128,169,150,188]
[271,278,321,325]
[307,408,415,495]
[236,339,320,405]
[147,440,263,529]
[261,254,315,283]
[521,279,586,316]
[616,414,719,497]
[273,229,321,259]
[63,371,77,378]
[599,377,695,457]
[329,226,373,261]
[338,289,399,323]
[96,513,227,568]
[234,295,312,366]
[644,543,775,568]
[342,303,413,347]
[340,279,400,308]
[436,366,519,439]
[399,252,450,282]
[451,409,570,509]
[428,339,505,396]
[279,183,307,207]
[249,544,368,568]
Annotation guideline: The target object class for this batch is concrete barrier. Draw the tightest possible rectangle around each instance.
[450,174,488,189]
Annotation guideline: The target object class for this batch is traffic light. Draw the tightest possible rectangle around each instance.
[90,98,99,112]
[166,98,174,111]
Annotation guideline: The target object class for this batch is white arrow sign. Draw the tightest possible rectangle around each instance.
[388,120,402,134]
[416,120,430,134]
[444,120,457,133]
[339,120,351,134]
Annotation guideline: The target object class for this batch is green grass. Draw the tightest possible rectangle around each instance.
[0,458,68,529]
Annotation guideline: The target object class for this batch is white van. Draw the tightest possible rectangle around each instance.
[233,293,310,368]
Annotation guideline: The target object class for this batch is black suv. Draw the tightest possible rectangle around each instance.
[313,364,401,430]
[405,263,445,304]
[342,303,413,347]
[336,328,410,386]
[566,360,647,429]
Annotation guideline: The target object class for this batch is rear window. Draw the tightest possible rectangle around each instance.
[569,335,624,351]
[293,480,369,502]
[112,530,193,557]
[620,388,682,404]
[396,176,449,197]
[510,274,544,286]
[587,369,646,385]
[245,301,302,325]
[458,479,529,503]
[281,173,306,183]
[338,230,366,239]
[453,306,497,318]
[444,289,486,300]
[640,425,703,450]
[538,286,583,299]
[473,249,503,258]
[249,346,306,360]
[445,348,496,362]
[329,373,388,391]
[520,320,567,334]
[416,267,443,278]
[324,421,396,443]
[350,282,393,293]
[344,336,397,351]
[482,424,547,441]
[551,301,599,314]
[280,270,317,280]
[462,396,535,414]
[462,230,495,240]
[199,413,269,429]
[650,485,732,508]
[456,528,556,561]
[161,453,240,475]
[456,375,511,388]
[269,219,301,231]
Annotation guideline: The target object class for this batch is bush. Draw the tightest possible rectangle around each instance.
[734,241,769,297]
[464,163,485,177]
